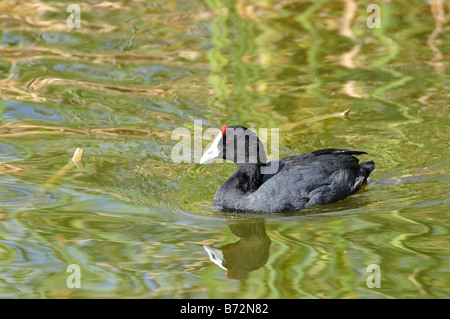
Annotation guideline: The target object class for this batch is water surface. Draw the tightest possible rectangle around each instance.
[0,0,449,298]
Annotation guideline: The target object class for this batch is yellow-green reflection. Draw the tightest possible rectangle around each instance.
[0,0,448,298]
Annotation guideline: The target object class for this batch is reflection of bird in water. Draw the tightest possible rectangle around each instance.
[203,219,271,280]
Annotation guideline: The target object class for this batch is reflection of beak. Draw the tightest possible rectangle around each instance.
[199,132,222,164]
[203,245,227,270]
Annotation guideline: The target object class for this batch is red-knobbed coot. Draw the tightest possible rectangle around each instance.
[200,125,375,213]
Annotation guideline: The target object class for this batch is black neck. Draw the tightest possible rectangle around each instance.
[233,162,265,194]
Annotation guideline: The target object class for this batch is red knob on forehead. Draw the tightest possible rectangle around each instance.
[221,125,228,135]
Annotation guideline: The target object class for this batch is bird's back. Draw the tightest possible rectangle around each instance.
[215,149,374,213]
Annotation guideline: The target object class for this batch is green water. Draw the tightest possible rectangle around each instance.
[0,0,449,298]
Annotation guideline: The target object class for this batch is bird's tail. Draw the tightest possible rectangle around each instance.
[360,160,375,175]
[350,160,375,193]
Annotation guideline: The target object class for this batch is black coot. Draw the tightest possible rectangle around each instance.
[200,125,375,213]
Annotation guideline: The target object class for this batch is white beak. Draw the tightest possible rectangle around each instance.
[200,131,222,164]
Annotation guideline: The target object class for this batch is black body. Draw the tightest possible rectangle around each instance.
[211,125,375,213]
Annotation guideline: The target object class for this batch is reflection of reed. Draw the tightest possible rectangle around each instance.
[0,0,211,105]
[365,1,422,148]
[43,147,84,188]
[0,46,182,64]
[0,122,156,138]
[295,1,324,98]
[0,1,116,32]
[419,0,448,105]
[339,0,357,40]
[28,77,167,96]
[427,0,447,69]
[0,162,22,174]
[339,44,360,69]
[341,81,362,98]
[390,210,433,296]
[205,0,293,127]
[339,42,362,98]
[338,0,363,99]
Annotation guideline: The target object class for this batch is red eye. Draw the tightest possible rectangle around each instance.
[226,138,231,143]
